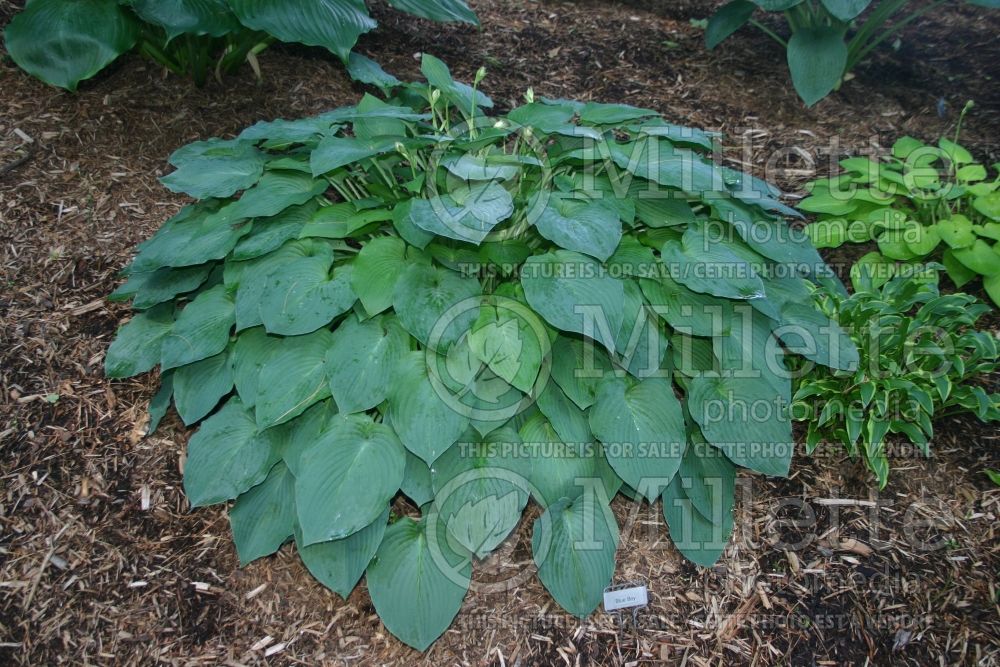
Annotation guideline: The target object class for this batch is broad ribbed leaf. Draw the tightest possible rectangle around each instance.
[386,0,478,24]
[351,236,406,314]
[160,285,235,370]
[112,264,213,310]
[232,326,281,407]
[533,196,622,262]
[521,250,625,354]
[589,377,686,500]
[706,0,755,48]
[296,415,404,544]
[661,447,735,567]
[296,506,388,598]
[183,397,281,507]
[105,303,173,378]
[4,0,139,90]
[549,335,611,410]
[259,252,355,336]
[660,227,765,299]
[366,517,471,651]
[232,202,317,261]
[401,450,435,506]
[615,280,669,378]
[787,28,848,106]
[519,413,601,507]
[326,315,409,414]
[131,0,241,39]
[230,461,295,565]
[310,135,398,176]
[408,183,514,244]
[255,328,333,428]
[132,202,251,272]
[346,52,402,91]
[532,495,619,617]
[173,349,234,424]
[161,142,265,199]
[468,295,549,393]
[393,262,481,352]
[229,0,376,62]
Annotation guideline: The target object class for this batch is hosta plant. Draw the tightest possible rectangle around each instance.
[793,265,1000,487]
[106,56,857,650]
[4,0,476,90]
[802,128,1000,305]
[705,0,999,106]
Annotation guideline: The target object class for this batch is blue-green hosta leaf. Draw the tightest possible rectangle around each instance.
[146,372,174,436]
[131,202,251,272]
[393,262,481,353]
[346,52,402,92]
[639,275,731,337]
[229,0,376,62]
[706,0,755,49]
[296,507,389,598]
[820,0,873,21]
[183,397,282,507]
[442,154,519,181]
[408,182,515,245]
[661,457,735,567]
[521,250,625,355]
[468,295,550,393]
[259,253,355,336]
[533,196,622,262]
[676,436,737,523]
[787,28,848,107]
[660,226,765,300]
[173,349,234,425]
[401,450,435,506]
[578,101,658,125]
[519,413,605,508]
[532,495,619,617]
[420,53,494,113]
[105,303,173,378]
[351,236,406,315]
[549,335,612,410]
[112,264,214,310]
[326,315,410,414]
[239,113,342,148]
[255,328,333,429]
[160,285,235,370]
[775,302,859,371]
[609,137,722,196]
[430,432,529,558]
[615,280,669,378]
[386,0,478,24]
[160,142,266,199]
[310,135,399,176]
[232,326,281,408]
[231,240,315,330]
[589,376,686,501]
[687,374,793,477]
[130,0,241,39]
[296,415,405,544]
[4,0,139,90]
[711,197,824,270]
[230,462,296,565]
[209,170,326,224]
[231,201,318,261]
[366,516,471,651]
[536,380,591,444]
[387,351,470,465]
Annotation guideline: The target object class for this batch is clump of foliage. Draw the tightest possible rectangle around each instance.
[802,125,1000,306]
[793,265,1000,488]
[4,0,476,90]
[106,56,856,650]
[706,0,999,106]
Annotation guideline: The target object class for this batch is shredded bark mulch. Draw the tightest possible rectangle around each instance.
[1,0,998,664]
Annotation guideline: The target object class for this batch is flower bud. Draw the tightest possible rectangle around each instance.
[430,89,441,104]
[474,66,487,85]
[525,87,535,104]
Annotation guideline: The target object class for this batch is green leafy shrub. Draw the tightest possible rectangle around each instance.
[793,265,1000,488]
[105,56,856,649]
[802,128,1000,306]
[706,0,999,106]
[3,0,476,90]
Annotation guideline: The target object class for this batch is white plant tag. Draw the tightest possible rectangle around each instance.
[602,584,648,612]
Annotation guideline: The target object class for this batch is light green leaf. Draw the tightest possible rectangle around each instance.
[326,315,410,414]
[296,506,388,598]
[230,461,295,565]
[937,214,977,249]
[296,415,404,544]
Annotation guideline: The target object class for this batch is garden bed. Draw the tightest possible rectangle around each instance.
[1,0,998,663]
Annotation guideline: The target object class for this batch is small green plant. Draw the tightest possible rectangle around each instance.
[3,0,477,90]
[705,0,999,106]
[106,57,855,650]
[802,123,1000,306]
[793,266,1000,488]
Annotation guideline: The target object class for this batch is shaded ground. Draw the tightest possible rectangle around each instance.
[1,0,998,664]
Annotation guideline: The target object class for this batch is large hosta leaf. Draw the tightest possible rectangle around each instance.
[105,303,174,378]
[787,28,848,107]
[183,397,281,507]
[660,226,765,300]
[367,516,471,651]
[4,0,139,90]
[173,349,234,424]
[255,328,333,428]
[408,182,515,245]
[230,461,296,565]
[386,0,478,24]
[295,415,405,544]
[161,142,265,199]
[351,236,406,314]
[259,250,355,336]
[533,196,622,261]
[160,285,235,370]
[393,262,481,352]
[296,507,388,598]
[589,376,686,500]
[521,250,624,354]
[532,495,619,618]
[229,0,376,62]
[130,0,241,39]
[468,293,550,393]
[326,315,409,414]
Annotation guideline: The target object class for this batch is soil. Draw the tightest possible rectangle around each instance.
[1,0,998,664]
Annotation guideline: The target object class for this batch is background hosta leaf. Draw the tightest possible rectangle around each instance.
[173,349,234,424]
[4,0,139,90]
[255,328,333,428]
[366,516,471,651]
[706,0,755,49]
[228,0,376,62]
[786,28,848,107]
[521,250,625,355]
[230,462,296,565]
[532,495,619,617]
[388,351,470,464]
[296,415,405,544]
[386,0,478,24]
[589,376,686,500]
[326,315,409,414]
[183,397,281,507]
[105,303,174,378]
[130,0,241,39]
[296,506,389,598]
[393,262,481,352]
[160,285,235,370]
[351,236,407,314]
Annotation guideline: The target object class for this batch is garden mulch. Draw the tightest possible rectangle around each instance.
[1,0,998,664]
